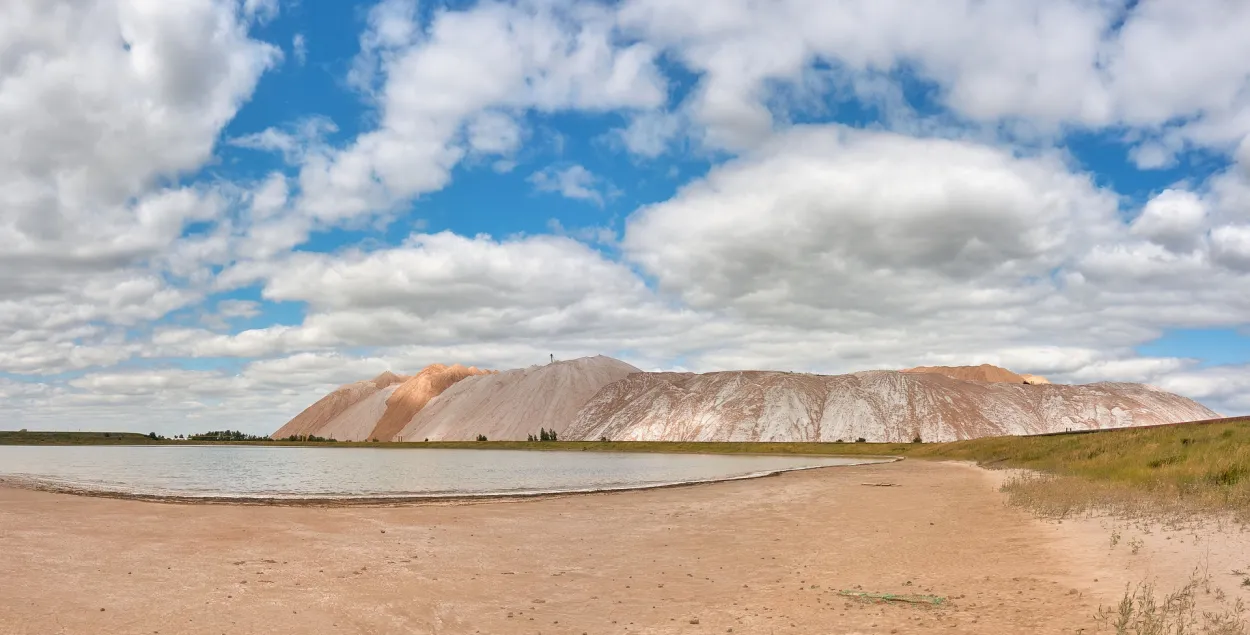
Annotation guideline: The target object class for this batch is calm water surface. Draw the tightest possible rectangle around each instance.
[0,446,887,499]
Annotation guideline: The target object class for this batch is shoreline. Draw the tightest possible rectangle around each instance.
[5,459,1248,634]
[0,456,901,507]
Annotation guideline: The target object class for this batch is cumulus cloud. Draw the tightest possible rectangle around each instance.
[529,165,609,205]
[1155,365,1250,415]
[614,110,684,157]
[1130,189,1208,253]
[297,0,665,225]
[229,117,339,165]
[0,0,279,378]
[618,0,1250,155]
[210,231,683,353]
[624,125,1120,318]
[292,33,307,65]
[1211,225,1250,271]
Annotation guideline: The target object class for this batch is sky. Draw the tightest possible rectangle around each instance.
[4,0,1250,436]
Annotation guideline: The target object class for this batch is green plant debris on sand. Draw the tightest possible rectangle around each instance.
[837,590,946,605]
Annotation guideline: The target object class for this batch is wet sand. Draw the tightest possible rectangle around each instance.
[1,460,1244,634]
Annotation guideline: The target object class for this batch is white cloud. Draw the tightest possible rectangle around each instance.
[216,299,262,320]
[618,0,1250,156]
[292,33,307,65]
[297,0,665,224]
[529,164,608,205]
[0,0,279,377]
[1130,189,1208,253]
[243,0,280,24]
[1211,225,1250,271]
[624,125,1120,318]
[229,117,339,165]
[467,111,524,156]
[1154,365,1250,416]
[615,110,683,157]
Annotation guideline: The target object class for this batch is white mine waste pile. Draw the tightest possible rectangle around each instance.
[564,367,1216,443]
[274,358,1216,443]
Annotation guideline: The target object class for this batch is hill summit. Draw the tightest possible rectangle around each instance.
[902,364,1050,385]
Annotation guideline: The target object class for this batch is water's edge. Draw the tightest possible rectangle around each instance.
[0,456,902,507]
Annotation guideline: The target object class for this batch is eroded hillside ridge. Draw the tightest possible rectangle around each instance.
[270,371,408,439]
[369,364,493,441]
[902,364,1050,385]
[565,369,1217,443]
[395,356,641,442]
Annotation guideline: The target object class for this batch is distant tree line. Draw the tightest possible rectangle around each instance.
[190,430,271,441]
[527,428,558,442]
[280,434,337,442]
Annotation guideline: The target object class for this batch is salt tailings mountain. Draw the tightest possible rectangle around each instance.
[395,356,641,442]
[274,357,1217,442]
[271,371,407,440]
[902,364,1051,385]
[272,364,491,441]
[273,356,639,441]
[567,369,1216,442]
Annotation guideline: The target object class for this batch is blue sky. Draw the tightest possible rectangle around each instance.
[3,0,1250,434]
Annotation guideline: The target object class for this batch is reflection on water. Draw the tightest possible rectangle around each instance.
[0,445,885,499]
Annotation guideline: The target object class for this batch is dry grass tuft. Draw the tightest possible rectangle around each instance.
[1098,575,1247,634]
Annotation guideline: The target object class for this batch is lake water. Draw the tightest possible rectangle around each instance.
[0,446,887,500]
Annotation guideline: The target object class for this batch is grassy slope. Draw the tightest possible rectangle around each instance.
[919,418,1250,520]
[0,431,163,445]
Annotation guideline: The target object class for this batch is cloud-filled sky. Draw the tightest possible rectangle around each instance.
[4,0,1250,435]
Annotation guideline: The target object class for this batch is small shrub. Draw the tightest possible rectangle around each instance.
[1209,465,1248,487]
[1147,455,1181,469]
[912,435,923,444]
[1097,576,1248,635]
[476,434,488,442]
[855,437,867,443]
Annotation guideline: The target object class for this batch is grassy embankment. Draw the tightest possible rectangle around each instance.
[920,418,1250,523]
[4,419,1248,519]
[0,431,164,445]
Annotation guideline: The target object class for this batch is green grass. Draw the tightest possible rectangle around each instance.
[0,431,165,445]
[909,418,1250,522]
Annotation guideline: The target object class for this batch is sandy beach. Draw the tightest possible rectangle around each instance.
[3,460,1247,635]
